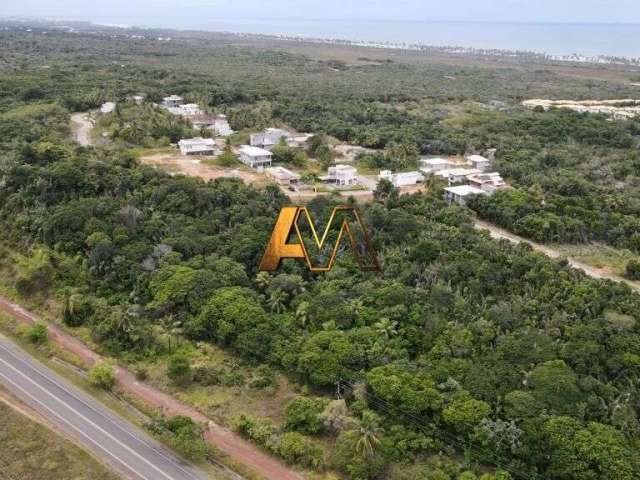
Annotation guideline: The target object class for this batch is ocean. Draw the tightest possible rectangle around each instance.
[56,16,640,59]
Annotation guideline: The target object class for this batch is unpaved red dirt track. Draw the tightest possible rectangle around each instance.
[0,297,305,480]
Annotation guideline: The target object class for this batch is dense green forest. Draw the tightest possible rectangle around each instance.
[1,22,640,480]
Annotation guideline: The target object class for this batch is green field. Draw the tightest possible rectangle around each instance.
[0,400,120,480]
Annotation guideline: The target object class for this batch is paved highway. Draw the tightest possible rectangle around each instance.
[0,334,209,480]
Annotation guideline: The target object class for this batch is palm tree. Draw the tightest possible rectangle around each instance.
[255,271,271,290]
[374,317,398,339]
[268,288,287,313]
[295,301,310,328]
[349,298,365,317]
[355,411,384,459]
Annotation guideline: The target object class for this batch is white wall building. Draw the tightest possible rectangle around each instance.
[250,128,294,150]
[419,158,458,173]
[178,137,220,156]
[378,170,424,187]
[266,166,301,186]
[446,168,482,184]
[467,154,491,172]
[166,104,203,116]
[212,115,234,136]
[444,185,486,206]
[467,172,507,193]
[238,146,273,169]
[322,165,359,186]
[189,114,234,136]
[162,95,183,108]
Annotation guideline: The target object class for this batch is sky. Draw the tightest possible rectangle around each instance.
[1,0,640,24]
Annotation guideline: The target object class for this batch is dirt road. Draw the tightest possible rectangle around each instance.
[70,113,94,146]
[0,297,305,480]
[474,219,640,293]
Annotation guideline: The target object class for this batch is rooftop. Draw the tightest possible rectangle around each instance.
[446,168,482,176]
[267,166,300,180]
[445,185,486,196]
[330,164,357,172]
[179,137,216,146]
[467,154,491,163]
[421,157,453,165]
[239,145,273,157]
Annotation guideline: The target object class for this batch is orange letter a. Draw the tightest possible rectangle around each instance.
[259,207,305,272]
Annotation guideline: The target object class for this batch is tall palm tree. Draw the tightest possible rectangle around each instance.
[268,288,287,313]
[355,411,384,459]
[255,271,271,290]
[374,317,398,339]
[295,301,310,328]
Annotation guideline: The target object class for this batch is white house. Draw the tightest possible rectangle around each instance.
[162,95,183,108]
[100,102,116,114]
[322,164,359,186]
[212,115,234,136]
[467,154,491,172]
[419,158,458,173]
[444,185,486,206]
[189,114,233,136]
[447,168,482,184]
[250,128,294,150]
[178,137,220,156]
[166,103,203,117]
[378,170,424,187]
[467,172,507,193]
[238,146,273,169]
[181,103,203,115]
[266,166,301,186]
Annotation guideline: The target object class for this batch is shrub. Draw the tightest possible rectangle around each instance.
[167,354,191,385]
[276,431,324,469]
[147,415,208,461]
[193,364,221,386]
[625,260,640,280]
[285,396,329,434]
[250,364,277,389]
[88,361,115,390]
[27,322,48,344]
[134,366,148,381]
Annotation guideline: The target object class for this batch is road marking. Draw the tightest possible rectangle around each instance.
[0,354,182,480]
[0,366,150,480]
[0,340,202,480]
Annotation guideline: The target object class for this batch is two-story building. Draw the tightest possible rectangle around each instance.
[466,172,507,193]
[444,185,486,206]
[446,168,482,184]
[321,165,359,186]
[467,154,492,172]
[238,146,273,170]
[250,128,294,150]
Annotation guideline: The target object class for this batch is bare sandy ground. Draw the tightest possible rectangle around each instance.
[70,113,94,146]
[140,152,265,185]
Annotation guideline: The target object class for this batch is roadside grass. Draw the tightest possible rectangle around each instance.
[550,242,640,277]
[0,400,120,480]
[0,243,334,479]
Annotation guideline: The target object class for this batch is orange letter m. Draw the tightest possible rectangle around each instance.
[259,206,380,273]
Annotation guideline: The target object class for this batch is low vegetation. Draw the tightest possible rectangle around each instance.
[0,401,120,480]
